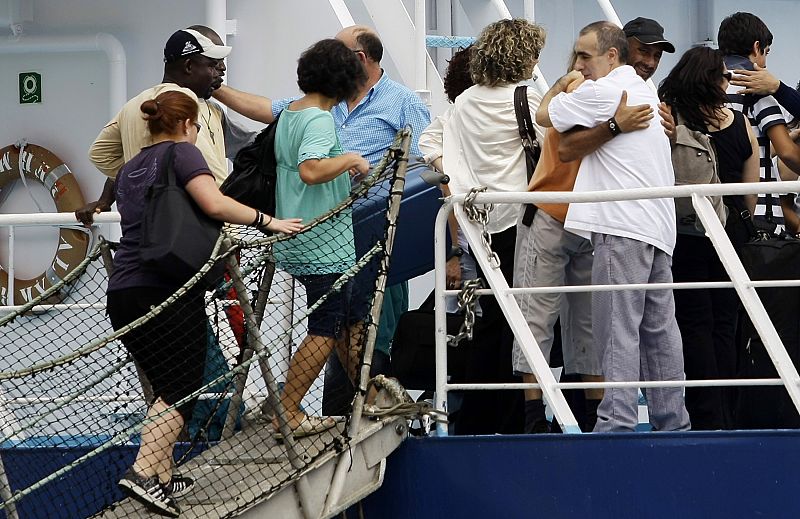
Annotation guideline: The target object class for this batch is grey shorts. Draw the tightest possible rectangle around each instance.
[511,209,600,376]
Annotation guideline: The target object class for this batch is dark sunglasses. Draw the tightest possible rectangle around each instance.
[722,71,733,81]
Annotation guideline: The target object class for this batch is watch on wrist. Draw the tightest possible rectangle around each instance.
[607,117,622,137]
[446,245,464,261]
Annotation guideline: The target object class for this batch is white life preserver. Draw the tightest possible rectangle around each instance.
[0,143,90,305]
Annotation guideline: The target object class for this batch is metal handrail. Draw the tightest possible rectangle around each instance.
[434,181,800,436]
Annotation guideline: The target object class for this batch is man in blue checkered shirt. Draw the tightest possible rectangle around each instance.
[213,25,430,415]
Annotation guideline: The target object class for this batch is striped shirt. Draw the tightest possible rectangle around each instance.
[272,71,430,165]
[725,55,786,227]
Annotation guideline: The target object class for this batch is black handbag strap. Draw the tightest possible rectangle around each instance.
[157,143,179,187]
[730,194,759,239]
[513,85,539,183]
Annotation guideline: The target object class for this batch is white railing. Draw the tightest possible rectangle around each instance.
[0,212,119,310]
[434,181,800,435]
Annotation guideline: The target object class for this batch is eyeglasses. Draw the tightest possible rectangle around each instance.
[722,71,733,81]
[352,48,365,54]
[193,122,202,132]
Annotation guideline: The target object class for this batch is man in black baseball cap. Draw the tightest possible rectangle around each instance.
[623,17,675,81]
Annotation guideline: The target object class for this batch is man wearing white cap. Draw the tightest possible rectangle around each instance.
[83,25,241,220]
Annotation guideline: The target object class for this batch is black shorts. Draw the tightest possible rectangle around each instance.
[107,287,207,419]
[296,274,367,338]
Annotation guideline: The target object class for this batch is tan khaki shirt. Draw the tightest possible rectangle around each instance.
[88,82,228,186]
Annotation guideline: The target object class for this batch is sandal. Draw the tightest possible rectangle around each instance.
[273,415,338,440]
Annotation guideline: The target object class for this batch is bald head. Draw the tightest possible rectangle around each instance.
[336,25,383,63]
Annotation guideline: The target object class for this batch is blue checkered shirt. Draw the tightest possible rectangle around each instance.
[272,71,430,165]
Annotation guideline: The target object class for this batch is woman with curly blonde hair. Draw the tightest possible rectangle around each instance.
[439,18,546,435]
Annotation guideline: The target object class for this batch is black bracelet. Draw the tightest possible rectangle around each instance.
[250,210,262,227]
[607,117,622,137]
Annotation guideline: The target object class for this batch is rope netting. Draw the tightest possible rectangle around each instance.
[0,129,412,519]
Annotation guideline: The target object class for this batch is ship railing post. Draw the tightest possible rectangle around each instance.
[323,129,411,516]
[221,241,312,470]
[693,193,800,412]
[221,255,277,439]
[433,199,452,436]
[452,198,582,433]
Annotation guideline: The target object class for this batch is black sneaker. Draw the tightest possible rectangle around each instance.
[118,468,181,517]
[167,474,195,497]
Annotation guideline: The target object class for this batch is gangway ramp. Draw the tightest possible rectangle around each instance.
[96,415,407,519]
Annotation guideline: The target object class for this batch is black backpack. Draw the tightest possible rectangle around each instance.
[220,114,280,216]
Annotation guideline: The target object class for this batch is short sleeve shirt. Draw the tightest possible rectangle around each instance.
[273,107,355,275]
[550,66,676,254]
[108,141,212,292]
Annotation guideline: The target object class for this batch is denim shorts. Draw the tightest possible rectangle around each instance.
[296,273,366,338]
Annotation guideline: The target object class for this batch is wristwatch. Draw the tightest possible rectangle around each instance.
[607,117,622,137]
[446,245,464,261]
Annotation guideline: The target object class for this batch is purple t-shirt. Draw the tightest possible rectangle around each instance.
[107,141,212,292]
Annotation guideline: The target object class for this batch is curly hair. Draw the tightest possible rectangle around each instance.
[443,45,474,103]
[470,19,546,87]
[140,90,198,136]
[657,47,729,132]
[297,38,367,101]
[717,12,772,57]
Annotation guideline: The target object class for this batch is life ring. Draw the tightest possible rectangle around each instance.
[0,143,90,305]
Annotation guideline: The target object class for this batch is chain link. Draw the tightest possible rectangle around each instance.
[448,278,483,346]
[462,186,500,269]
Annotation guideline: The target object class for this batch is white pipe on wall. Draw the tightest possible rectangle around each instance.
[0,33,127,120]
[414,0,427,93]
[205,0,228,45]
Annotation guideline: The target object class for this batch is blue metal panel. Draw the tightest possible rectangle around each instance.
[363,432,800,519]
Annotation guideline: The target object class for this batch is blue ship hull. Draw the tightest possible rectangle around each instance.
[4,431,800,518]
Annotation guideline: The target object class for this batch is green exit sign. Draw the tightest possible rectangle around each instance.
[19,72,42,104]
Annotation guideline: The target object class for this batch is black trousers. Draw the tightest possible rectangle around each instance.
[672,232,740,430]
[453,226,525,435]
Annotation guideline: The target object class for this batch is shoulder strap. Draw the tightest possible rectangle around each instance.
[158,143,179,187]
[514,86,537,149]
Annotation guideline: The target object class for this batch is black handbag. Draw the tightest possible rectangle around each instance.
[140,143,224,286]
[732,196,800,428]
[390,291,471,391]
[513,85,541,226]
[221,114,280,217]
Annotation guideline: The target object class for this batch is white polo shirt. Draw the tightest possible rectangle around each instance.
[549,65,676,255]
[442,83,544,234]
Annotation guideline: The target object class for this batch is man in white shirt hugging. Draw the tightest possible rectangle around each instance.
[536,21,690,432]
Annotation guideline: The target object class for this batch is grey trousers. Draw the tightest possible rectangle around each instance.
[591,233,691,432]
[512,210,599,376]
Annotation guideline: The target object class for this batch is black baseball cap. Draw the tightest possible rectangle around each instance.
[164,28,232,63]
[623,17,676,53]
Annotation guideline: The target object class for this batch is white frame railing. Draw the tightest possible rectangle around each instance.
[434,181,800,435]
[0,212,119,310]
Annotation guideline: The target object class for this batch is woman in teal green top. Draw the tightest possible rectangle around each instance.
[273,38,369,437]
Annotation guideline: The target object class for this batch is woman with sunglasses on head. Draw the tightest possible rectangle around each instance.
[108,89,302,517]
[658,46,759,431]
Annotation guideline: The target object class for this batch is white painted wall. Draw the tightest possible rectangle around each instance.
[3,0,800,307]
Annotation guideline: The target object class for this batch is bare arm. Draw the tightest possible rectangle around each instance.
[298,153,370,185]
[558,91,654,162]
[766,123,800,173]
[742,118,761,214]
[212,84,275,124]
[75,178,116,227]
[535,71,583,128]
[185,174,304,234]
